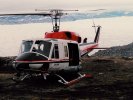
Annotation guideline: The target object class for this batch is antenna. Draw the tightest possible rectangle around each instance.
[89,9,105,34]
[92,18,97,34]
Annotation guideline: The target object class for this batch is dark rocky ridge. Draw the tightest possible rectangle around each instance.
[0,56,16,73]
[94,42,133,57]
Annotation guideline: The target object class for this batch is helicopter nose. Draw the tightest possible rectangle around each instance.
[13,52,48,71]
[29,63,43,69]
[13,61,30,71]
[15,52,47,61]
[13,61,49,72]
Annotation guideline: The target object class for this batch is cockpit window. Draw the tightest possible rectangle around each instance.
[21,40,33,53]
[32,40,52,57]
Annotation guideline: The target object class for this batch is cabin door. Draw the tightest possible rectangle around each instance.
[68,43,79,66]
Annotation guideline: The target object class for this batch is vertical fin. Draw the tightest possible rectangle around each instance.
[94,26,101,43]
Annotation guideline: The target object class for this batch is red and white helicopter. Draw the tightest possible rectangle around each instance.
[0,9,101,86]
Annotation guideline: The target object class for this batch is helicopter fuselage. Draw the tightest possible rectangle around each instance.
[13,38,81,74]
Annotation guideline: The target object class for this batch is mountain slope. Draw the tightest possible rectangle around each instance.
[94,42,133,57]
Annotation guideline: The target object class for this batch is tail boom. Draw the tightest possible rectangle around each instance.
[80,43,98,57]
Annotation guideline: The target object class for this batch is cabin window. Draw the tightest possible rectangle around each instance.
[52,44,59,58]
[64,46,68,57]
[32,40,52,57]
[21,40,33,53]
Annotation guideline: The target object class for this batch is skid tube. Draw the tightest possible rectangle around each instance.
[55,73,92,86]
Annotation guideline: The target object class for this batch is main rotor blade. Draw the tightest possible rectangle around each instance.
[0,9,78,16]
[0,13,51,16]
[35,9,78,12]
[89,9,106,11]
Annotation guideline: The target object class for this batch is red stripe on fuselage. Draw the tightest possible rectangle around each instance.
[15,59,69,63]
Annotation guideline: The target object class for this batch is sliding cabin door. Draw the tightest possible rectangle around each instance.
[68,43,79,66]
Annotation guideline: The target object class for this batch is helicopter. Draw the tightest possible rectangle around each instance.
[0,9,101,86]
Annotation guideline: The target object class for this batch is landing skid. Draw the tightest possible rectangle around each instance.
[12,73,31,82]
[55,73,92,86]
[12,72,92,86]
[12,72,42,82]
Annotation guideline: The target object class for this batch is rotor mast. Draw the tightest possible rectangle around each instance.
[50,10,63,32]
[49,9,78,32]
[52,14,60,32]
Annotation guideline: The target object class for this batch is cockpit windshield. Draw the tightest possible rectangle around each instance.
[32,40,52,57]
[21,40,33,53]
[20,40,52,57]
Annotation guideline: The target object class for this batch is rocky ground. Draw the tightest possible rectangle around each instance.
[0,56,133,100]
[0,43,133,100]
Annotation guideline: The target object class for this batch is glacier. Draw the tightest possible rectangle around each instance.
[0,10,133,24]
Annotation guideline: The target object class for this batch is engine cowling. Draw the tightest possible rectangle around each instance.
[45,31,81,43]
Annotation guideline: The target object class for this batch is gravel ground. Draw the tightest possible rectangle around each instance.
[0,57,133,100]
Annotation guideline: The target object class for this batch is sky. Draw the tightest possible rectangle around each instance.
[0,0,133,56]
[0,0,133,12]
